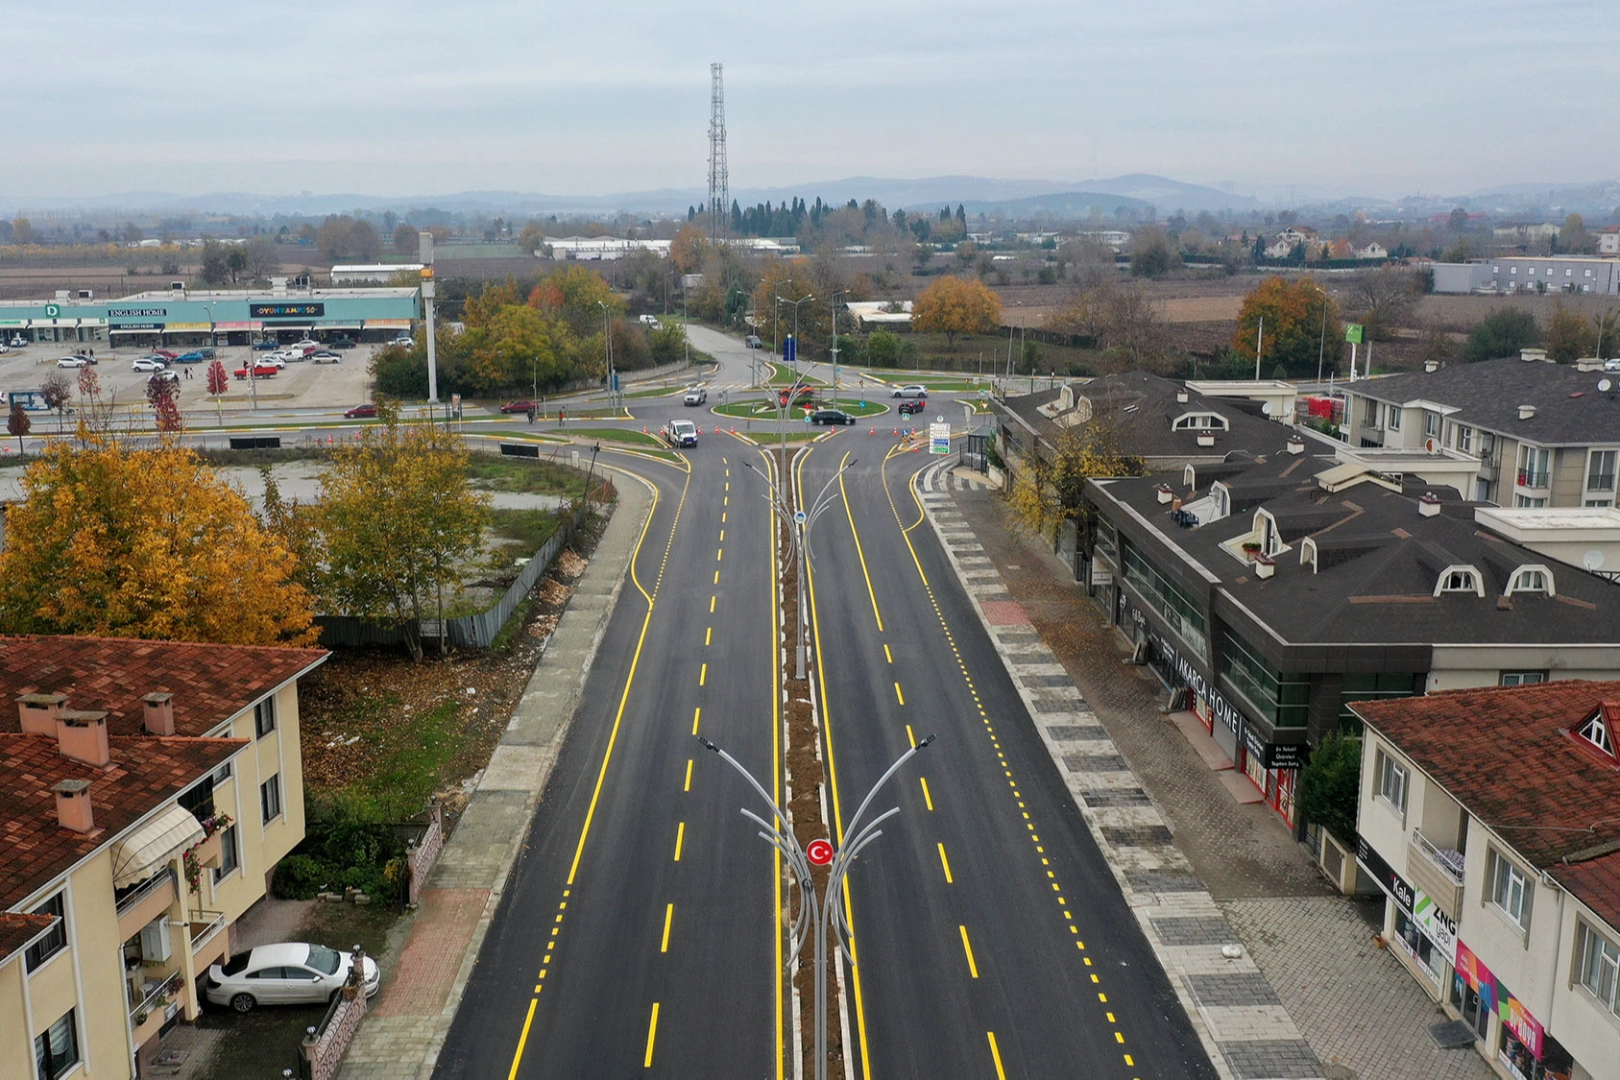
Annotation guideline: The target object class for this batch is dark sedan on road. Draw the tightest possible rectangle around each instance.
[499,399,539,414]
[897,399,927,417]
[809,408,857,426]
[344,403,377,419]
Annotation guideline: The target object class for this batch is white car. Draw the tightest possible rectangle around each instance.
[131,356,168,372]
[291,339,320,351]
[390,336,415,349]
[205,943,379,1014]
[890,384,928,399]
[259,353,290,368]
[56,356,90,368]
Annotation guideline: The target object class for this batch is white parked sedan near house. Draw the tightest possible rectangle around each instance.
[205,943,379,1013]
[56,355,90,368]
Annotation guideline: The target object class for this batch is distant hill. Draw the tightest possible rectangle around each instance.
[951,191,1153,219]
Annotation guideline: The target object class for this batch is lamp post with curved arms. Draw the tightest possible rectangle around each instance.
[698,732,934,1080]
[597,300,615,408]
[776,293,814,375]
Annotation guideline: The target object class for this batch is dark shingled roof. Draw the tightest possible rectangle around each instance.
[1354,682,1620,928]
[0,636,327,737]
[1349,356,1620,446]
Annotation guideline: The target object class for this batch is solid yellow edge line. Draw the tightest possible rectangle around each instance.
[505,997,539,1080]
[766,445,786,1080]
[644,1001,660,1068]
[837,449,886,632]
[801,445,875,1080]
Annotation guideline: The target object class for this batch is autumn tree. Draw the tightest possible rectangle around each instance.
[670,223,706,275]
[0,434,317,644]
[1233,276,1342,377]
[1546,303,1597,363]
[911,274,1002,350]
[40,373,73,432]
[316,215,383,263]
[146,374,182,432]
[7,402,30,454]
[529,265,622,339]
[1347,266,1423,341]
[393,222,420,257]
[1007,418,1144,540]
[1129,228,1176,279]
[316,401,491,661]
[749,259,820,353]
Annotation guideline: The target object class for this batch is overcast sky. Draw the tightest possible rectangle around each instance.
[6,0,1615,203]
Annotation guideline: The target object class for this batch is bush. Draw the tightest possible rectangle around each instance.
[1462,307,1540,364]
[272,854,328,900]
[1297,732,1362,844]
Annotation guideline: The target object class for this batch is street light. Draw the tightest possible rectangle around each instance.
[597,300,615,410]
[698,732,934,1080]
[1307,282,1330,384]
[776,293,814,374]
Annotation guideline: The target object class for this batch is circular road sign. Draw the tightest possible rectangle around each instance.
[806,838,834,866]
[794,510,808,525]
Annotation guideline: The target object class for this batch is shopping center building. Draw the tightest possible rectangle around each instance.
[0,285,419,350]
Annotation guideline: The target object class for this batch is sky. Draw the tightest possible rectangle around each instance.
[5,0,1617,204]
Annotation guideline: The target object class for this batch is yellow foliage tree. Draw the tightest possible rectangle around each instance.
[1007,419,1144,540]
[0,435,318,645]
[1233,275,1340,377]
[911,275,1002,349]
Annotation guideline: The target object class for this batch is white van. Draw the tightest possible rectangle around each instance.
[638,315,661,328]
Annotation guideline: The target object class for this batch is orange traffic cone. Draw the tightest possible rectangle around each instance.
[643,425,648,434]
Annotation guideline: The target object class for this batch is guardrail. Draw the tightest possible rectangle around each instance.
[1411,828,1465,885]
[115,867,176,918]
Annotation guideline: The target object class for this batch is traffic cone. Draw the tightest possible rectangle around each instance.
[869,426,875,435]
[643,425,648,435]
[893,427,899,436]
[730,425,735,434]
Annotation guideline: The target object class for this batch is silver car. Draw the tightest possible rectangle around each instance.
[205,943,379,1013]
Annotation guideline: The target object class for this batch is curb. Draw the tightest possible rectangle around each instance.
[912,459,1325,1080]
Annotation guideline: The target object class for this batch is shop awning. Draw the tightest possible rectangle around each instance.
[318,323,362,331]
[166,322,212,331]
[367,319,412,329]
[110,804,204,889]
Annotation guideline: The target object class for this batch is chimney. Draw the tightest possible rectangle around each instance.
[1517,404,1537,421]
[17,693,67,735]
[1520,348,1549,363]
[1286,436,1305,455]
[55,711,110,768]
[142,692,175,736]
[1418,492,1442,517]
[1575,357,1603,372]
[1155,483,1175,504]
[1176,390,1190,404]
[1423,360,1439,374]
[51,779,95,834]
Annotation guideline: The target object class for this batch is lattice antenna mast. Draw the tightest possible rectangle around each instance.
[707,62,729,239]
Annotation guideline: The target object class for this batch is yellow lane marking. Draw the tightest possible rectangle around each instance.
[506,999,539,1080]
[920,776,934,810]
[905,724,916,748]
[714,570,720,584]
[724,495,728,506]
[894,682,905,705]
[673,821,685,861]
[705,626,712,645]
[661,904,674,952]
[836,450,885,631]
[720,529,725,541]
[691,707,701,735]
[883,643,892,663]
[938,843,954,883]
[717,548,723,561]
[959,925,979,977]
[643,1002,660,1068]
[722,512,727,523]
[987,1032,1007,1080]
[710,596,716,613]
[699,663,707,686]
[684,759,693,792]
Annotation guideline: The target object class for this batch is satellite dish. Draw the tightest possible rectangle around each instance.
[1599,378,1614,393]
[1424,437,1436,454]
[1261,401,1273,416]
[1584,550,1605,571]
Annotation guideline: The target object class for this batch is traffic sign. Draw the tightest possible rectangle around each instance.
[784,336,796,365]
[806,838,834,865]
[794,510,807,525]
[929,421,951,455]
[44,304,60,318]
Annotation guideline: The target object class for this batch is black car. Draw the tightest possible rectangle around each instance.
[809,409,856,426]
[897,399,927,417]
[330,338,357,350]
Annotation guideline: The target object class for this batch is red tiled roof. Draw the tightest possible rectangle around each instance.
[0,911,57,965]
[1354,681,1620,872]
[0,733,246,911]
[0,636,327,738]
[1550,849,1620,931]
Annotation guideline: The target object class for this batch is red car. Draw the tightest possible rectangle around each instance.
[152,349,180,360]
[233,363,278,379]
[344,404,377,419]
[499,399,539,414]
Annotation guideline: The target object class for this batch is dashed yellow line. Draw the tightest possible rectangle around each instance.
[643,1002,660,1067]
[661,904,674,952]
[699,663,707,686]
[691,707,701,735]
[673,821,685,861]
[959,925,979,977]
[987,1032,1007,1079]
[684,759,693,792]
[894,682,905,705]
[938,843,954,883]
[920,776,934,810]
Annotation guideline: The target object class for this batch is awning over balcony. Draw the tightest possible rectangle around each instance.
[110,805,204,889]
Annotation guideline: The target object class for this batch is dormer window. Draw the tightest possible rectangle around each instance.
[1575,702,1619,763]
[1300,537,1318,573]
[1435,565,1485,597]
[1173,412,1229,432]
[1506,565,1555,597]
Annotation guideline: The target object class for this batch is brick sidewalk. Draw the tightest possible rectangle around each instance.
[939,475,1492,1080]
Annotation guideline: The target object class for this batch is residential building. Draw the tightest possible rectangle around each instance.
[1353,682,1620,1080]
[1600,228,1619,257]
[1428,257,1620,296]
[1338,354,1620,508]
[1492,222,1562,245]
[0,636,327,1080]
[1079,446,1620,833]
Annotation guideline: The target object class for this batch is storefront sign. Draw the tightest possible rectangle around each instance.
[1123,599,1241,736]
[1455,941,1543,1060]
[250,303,325,318]
[165,322,212,331]
[1241,725,1306,769]
[1412,890,1458,964]
[109,323,164,331]
[1356,835,1416,916]
[107,307,166,318]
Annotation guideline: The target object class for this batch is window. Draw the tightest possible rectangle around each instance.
[1365,399,1380,426]
[1092,516,1118,567]
[1436,566,1484,596]
[1588,499,1615,508]
[1385,405,1401,431]
[1579,923,1620,1018]
[1122,545,1207,653]
[1489,849,1531,929]
[1172,413,1229,431]
[178,776,215,821]
[254,695,277,738]
[24,894,66,972]
[1375,749,1408,817]
[33,1010,79,1080]
[211,761,232,785]
[212,825,240,883]
[1566,268,1573,277]
[260,775,282,823]
[1506,565,1554,596]
[1519,446,1550,488]
[1510,266,1518,274]
[1500,671,1548,687]
[1456,426,1474,454]
[1423,411,1441,439]
[1588,450,1617,493]
[1576,705,1617,759]
[1339,673,1420,732]
[1219,631,1309,728]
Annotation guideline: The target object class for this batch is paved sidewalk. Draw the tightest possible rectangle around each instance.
[925,464,1491,1080]
[335,474,654,1080]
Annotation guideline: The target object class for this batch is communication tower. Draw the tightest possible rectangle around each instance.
[707,63,729,238]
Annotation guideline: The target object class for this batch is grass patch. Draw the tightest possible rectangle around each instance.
[764,362,827,386]
[623,386,683,400]
[745,431,824,444]
[565,427,665,447]
[487,507,567,550]
[464,456,587,497]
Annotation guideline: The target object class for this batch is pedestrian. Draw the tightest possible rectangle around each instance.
[526,406,536,424]
[185,364,193,379]
[559,406,566,427]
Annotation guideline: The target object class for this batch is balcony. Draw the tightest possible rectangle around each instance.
[116,868,177,942]
[189,909,229,970]
[128,970,183,1048]
[1516,469,1550,490]
[1406,829,1465,917]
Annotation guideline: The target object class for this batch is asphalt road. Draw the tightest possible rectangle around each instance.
[795,439,1215,1079]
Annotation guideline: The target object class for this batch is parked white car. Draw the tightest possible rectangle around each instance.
[56,356,90,368]
[205,943,379,1014]
[131,356,168,372]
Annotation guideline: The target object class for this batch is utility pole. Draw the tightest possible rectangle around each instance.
[1254,316,1263,381]
[421,231,439,406]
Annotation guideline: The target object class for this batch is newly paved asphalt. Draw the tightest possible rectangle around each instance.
[795,442,1215,1080]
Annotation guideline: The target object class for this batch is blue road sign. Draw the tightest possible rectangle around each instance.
[784,336,796,365]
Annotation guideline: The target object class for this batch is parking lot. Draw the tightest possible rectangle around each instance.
[0,339,382,417]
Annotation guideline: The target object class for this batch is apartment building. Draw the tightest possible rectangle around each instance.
[1354,682,1620,1080]
[1431,257,1620,296]
[1339,355,1620,508]
[0,636,327,1080]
